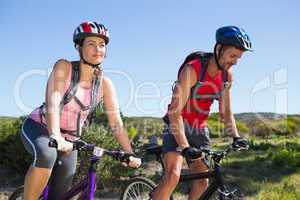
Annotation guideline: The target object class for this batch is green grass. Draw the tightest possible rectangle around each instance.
[210,136,300,199]
[137,136,300,199]
[257,173,300,200]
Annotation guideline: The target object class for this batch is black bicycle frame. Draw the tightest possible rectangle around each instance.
[153,146,227,200]
[177,162,225,200]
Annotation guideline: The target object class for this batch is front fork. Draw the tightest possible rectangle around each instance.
[87,156,98,200]
[214,162,226,200]
[214,162,224,188]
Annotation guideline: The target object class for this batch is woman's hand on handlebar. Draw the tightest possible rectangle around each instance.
[127,156,142,168]
[121,153,142,168]
[49,134,73,153]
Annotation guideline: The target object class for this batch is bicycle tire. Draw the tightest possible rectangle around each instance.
[9,185,44,200]
[9,186,25,200]
[120,176,174,200]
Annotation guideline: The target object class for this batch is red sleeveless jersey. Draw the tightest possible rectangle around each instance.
[181,59,223,128]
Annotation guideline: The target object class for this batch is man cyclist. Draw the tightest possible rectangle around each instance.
[152,26,252,200]
[21,21,141,200]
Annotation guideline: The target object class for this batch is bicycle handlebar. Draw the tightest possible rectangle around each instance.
[143,143,248,162]
[194,144,249,160]
[48,138,136,164]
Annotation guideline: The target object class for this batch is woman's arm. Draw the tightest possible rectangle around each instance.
[45,59,73,152]
[102,77,133,153]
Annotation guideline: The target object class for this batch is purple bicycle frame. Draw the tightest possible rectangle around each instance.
[42,156,99,200]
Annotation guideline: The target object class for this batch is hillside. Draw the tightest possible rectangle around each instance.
[2,112,299,125]
[128,112,300,124]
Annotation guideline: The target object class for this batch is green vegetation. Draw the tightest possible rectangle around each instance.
[0,111,300,198]
[219,136,300,199]
[257,173,300,200]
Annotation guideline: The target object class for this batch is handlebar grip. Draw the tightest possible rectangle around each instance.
[114,151,137,164]
[66,138,87,150]
[182,147,203,160]
[121,156,131,164]
[116,152,129,163]
[48,137,58,148]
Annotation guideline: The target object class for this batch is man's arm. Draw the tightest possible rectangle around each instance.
[168,64,197,149]
[219,70,240,138]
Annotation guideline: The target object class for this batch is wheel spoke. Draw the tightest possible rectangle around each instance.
[121,178,156,200]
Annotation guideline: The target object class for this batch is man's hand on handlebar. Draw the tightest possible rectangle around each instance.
[232,137,249,150]
[181,147,203,161]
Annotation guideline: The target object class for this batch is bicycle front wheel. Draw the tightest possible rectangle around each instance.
[121,177,155,200]
[121,176,174,200]
[9,186,25,200]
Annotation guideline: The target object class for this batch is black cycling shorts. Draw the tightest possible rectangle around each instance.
[162,122,211,167]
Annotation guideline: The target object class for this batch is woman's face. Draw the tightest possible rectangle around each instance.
[81,36,106,65]
[218,46,244,71]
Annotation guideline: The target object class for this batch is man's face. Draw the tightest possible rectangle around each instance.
[219,46,244,71]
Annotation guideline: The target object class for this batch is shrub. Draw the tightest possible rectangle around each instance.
[272,118,299,136]
[0,116,31,175]
[74,124,136,191]
[207,113,249,138]
[249,139,275,151]
[250,121,274,138]
[271,148,300,169]
[207,119,224,138]
[236,121,249,133]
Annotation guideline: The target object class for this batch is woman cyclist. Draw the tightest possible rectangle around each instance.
[21,21,141,199]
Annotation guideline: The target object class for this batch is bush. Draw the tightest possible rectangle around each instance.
[74,124,136,192]
[286,141,300,151]
[0,116,31,175]
[250,120,274,138]
[249,116,300,137]
[127,127,137,139]
[207,113,249,138]
[271,148,300,169]
[272,118,299,136]
[207,113,223,138]
[249,139,275,151]
[236,121,249,133]
[207,119,224,138]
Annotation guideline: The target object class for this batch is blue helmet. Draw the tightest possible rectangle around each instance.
[216,26,252,51]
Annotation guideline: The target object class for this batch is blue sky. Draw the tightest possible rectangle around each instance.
[1,0,299,117]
